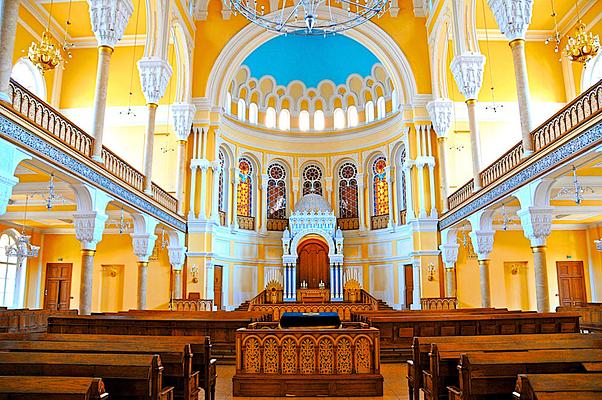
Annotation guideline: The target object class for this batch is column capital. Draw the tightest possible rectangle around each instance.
[469,230,495,260]
[87,0,133,48]
[517,206,553,247]
[171,103,196,141]
[427,98,454,138]
[211,159,222,171]
[73,211,108,250]
[168,245,186,271]
[131,233,157,262]
[439,243,459,265]
[137,57,172,105]
[487,0,533,42]
[451,53,486,101]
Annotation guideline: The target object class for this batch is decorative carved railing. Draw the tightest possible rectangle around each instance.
[420,297,458,310]
[6,79,178,214]
[267,218,288,231]
[237,215,255,230]
[170,298,214,311]
[448,180,474,210]
[219,211,227,227]
[0,308,78,333]
[359,289,381,310]
[248,303,376,321]
[9,80,93,156]
[479,142,524,187]
[338,217,360,230]
[446,79,602,212]
[370,214,389,230]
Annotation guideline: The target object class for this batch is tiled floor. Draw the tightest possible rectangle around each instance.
[214,363,409,399]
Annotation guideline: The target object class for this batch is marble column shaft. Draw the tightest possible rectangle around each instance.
[143,103,158,194]
[437,137,450,212]
[510,39,534,155]
[532,245,550,312]
[175,140,187,215]
[0,0,19,103]
[137,261,148,310]
[445,266,456,297]
[91,46,114,162]
[478,259,491,307]
[173,270,182,299]
[466,100,483,190]
[79,249,96,315]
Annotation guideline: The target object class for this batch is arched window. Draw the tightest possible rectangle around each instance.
[398,146,407,212]
[365,101,375,123]
[237,157,253,217]
[372,156,389,216]
[11,58,46,100]
[299,110,310,132]
[333,108,345,129]
[237,99,246,121]
[302,164,323,195]
[267,163,287,219]
[314,110,325,131]
[265,107,276,128]
[218,149,227,215]
[391,89,398,112]
[248,103,258,124]
[338,162,359,219]
[278,109,290,130]
[377,96,386,119]
[347,106,358,128]
[582,53,602,91]
[225,92,232,115]
[0,232,23,307]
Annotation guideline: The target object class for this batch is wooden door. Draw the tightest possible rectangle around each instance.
[297,239,330,289]
[44,263,72,310]
[556,261,587,306]
[214,265,223,310]
[404,264,413,310]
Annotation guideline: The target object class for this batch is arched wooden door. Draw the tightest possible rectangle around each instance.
[297,239,330,289]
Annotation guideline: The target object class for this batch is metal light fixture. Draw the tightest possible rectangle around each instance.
[27,0,65,73]
[106,208,132,234]
[5,195,40,266]
[427,263,436,281]
[44,173,63,210]
[565,1,600,64]
[594,239,602,251]
[555,165,594,205]
[228,0,392,36]
[495,203,517,231]
[545,0,563,61]
[458,229,477,260]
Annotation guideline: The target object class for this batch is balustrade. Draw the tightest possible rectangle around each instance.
[267,218,288,231]
[219,211,227,226]
[337,217,359,230]
[370,214,389,230]
[170,298,213,311]
[237,215,255,230]
[420,297,458,310]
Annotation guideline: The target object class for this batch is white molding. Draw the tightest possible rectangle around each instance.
[476,28,551,42]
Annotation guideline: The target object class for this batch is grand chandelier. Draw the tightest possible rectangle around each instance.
[555,165,593,205]
[228,0,392,36]
[566,20,600,64]
[28,30,64,73]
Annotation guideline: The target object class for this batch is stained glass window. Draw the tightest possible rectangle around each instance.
[399,146,407,211]
[302,164,323,196]
[218,149,226,212]
[267,164,287,219]
[338,162,359,218]
[237,157,253,217]
[372,156,389,216]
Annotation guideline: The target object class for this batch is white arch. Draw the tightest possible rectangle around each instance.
[289,229,336,259]
[206,7,419,111]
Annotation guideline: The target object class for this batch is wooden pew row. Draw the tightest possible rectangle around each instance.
[423,334,602,400]
[364,312,580,362]
[47,314,263,364]
[557,305,602,333]
[0,308,77,333]
[108,310,272,321]
[0,376,108,400]
[513,373,602,400]
[449,349,602,400]
[350,308,516,323]
[0,341,188,400]
[0,333,216,400]
[407,333,602,400]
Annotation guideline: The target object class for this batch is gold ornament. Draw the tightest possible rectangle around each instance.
[28,31,63,73]
[566,20,600,64]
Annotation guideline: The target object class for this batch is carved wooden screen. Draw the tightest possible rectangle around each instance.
[338,162,359,218]
[372,156,389,216]
[297,239,330,289]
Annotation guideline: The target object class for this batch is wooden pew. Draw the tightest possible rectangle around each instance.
[0,340,192,400]
[449,349,602,400]
[0,376,108,399]
[513,373,602,400]
[0,333,216,400]
[0,308,77,333]
[0,352,172,400]
[557,305,602,333]
[350,308,514,323]
[423,334,602,400]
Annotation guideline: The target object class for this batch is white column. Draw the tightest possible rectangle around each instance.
[488,0,534,155]
[469,230,495,307]
[168,245,186,299]
[261,174,269,234]
[188,165,198,220]
[356,173,366,231]
[137,57,173,194]
[416,160,427,218]
[427,99,453,213]
[403,162,415,220]
[411,260,422,310]
[171,103,195,215]
[385,167,395,228]
[439,243,459,297]
[451,53,486,190]
[211,160,222,223]
[131,214,159,310]
[427,159,437,218]
[0,0,20,103]
[205,260,214,302]
[198,162,210,220]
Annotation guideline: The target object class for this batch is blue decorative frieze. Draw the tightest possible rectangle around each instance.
[0,114,187,232]
[440,121,602,230]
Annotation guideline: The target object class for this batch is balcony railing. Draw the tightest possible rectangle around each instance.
[370,214,389,230]
[7,79,178,214]
[446,79,602,213]
[337,217,359,230]
[219,211,227,227]
[267,218,288,231]
[237,215,255,230]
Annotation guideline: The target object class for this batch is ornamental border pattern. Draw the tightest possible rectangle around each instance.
[0,114,187,232]
[440,121,602,230]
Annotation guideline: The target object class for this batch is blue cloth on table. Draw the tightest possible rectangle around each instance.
[279,312,341,328]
